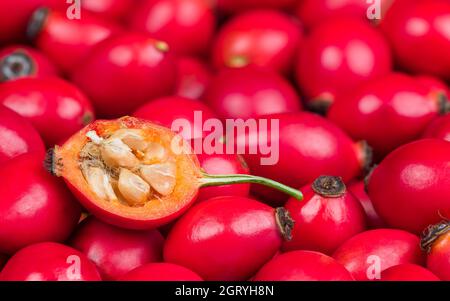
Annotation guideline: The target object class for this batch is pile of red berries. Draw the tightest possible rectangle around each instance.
[0,0,449,281]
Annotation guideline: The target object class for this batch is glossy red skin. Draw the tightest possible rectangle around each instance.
[381,0,450,80]
[212,10,302,74]
[233,112,364,204]
[133,96,218,140]
[253,250,354,281]
[328,73,443,158]
[297,0,394,29]
[81,0,134,22]
[0,254,8,271]
[175,57,212,100]
[129,0,216,56]
[0,154,81,254]
[204,67,302,120]
[33,9,121,73]
[70,216,164,280]
[0,0,64,43]
[0,105,45,164]
[121,263,203,281]
[164,196,283,280]
[0,45,58,80]
[71,34,177,118]
[381,264,440,281]
[296,17,391,106]
[333,229,425,281]
[283,181,366,255]
[426,230,450,280]
[217,0,298,14]
[0,77,95,146]
[416,75,450,100]
[196,152,250,202]
[348,181,386,229]
[0,242,101,281]
[367,139,450,233]
[423,114,450,142]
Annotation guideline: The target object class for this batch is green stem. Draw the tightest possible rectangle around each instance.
[199,172,303,201]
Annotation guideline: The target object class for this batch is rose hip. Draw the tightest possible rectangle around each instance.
[175,57,212,100]
[421,221,450,280]
[0,105,45,164]
[296,0,394,29]
[71,33,177,117]
[0,242,101,281]
[133,96,219,141]
[328,73,447,158]
[204,67,302,120]
[381,264,440,281]
[28,8,121,73]
[0,154,81,254]
[0,0,63,43]
[333,229,425,281]
[0,77,95,146]
[283,176,366,255]
[0,45,58,81]
[253,250,354,281]
[296,17,391,112]
[81,0,134,22]
[348,181,386,229]
[164,196,293,280]
[121,263,203,281]
[212,10,303,74]
[367,139,450,233]
[197,152,250,202]
[381,0,450,80]
[128,0,216,56]
[423,114,450,142]
[70,216,164,280]
[233,112,370,204]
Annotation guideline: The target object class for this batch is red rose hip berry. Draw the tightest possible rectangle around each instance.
[70,216,164,280]
[348,180,386,229]
[0,105,45,164]
[328,73,448,158]
[0,45,58,82]
[367,139,450,233]
[28,7,121,73]
[381,0,450,80]
[164,196,295,280]
[204,67,302,120]
[212,10,303,74]
[175,57,212,100]
[0,77,95,146]
[296,17,391,112]
[0,242,100,281]
[381,264,440,281]
[0,154,81,254]
[128,0,216,56]
[333,229,425,280]
[283,176,366,255]
[421,221,450,280]
[71,34,177,117]
[253,250,354,281]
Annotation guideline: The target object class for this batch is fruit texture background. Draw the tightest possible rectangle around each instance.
[0,0,449,282]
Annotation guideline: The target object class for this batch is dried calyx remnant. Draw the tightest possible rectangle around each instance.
[80,128,176,207]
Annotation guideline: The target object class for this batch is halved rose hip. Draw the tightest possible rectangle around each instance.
[47,116,303,230]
